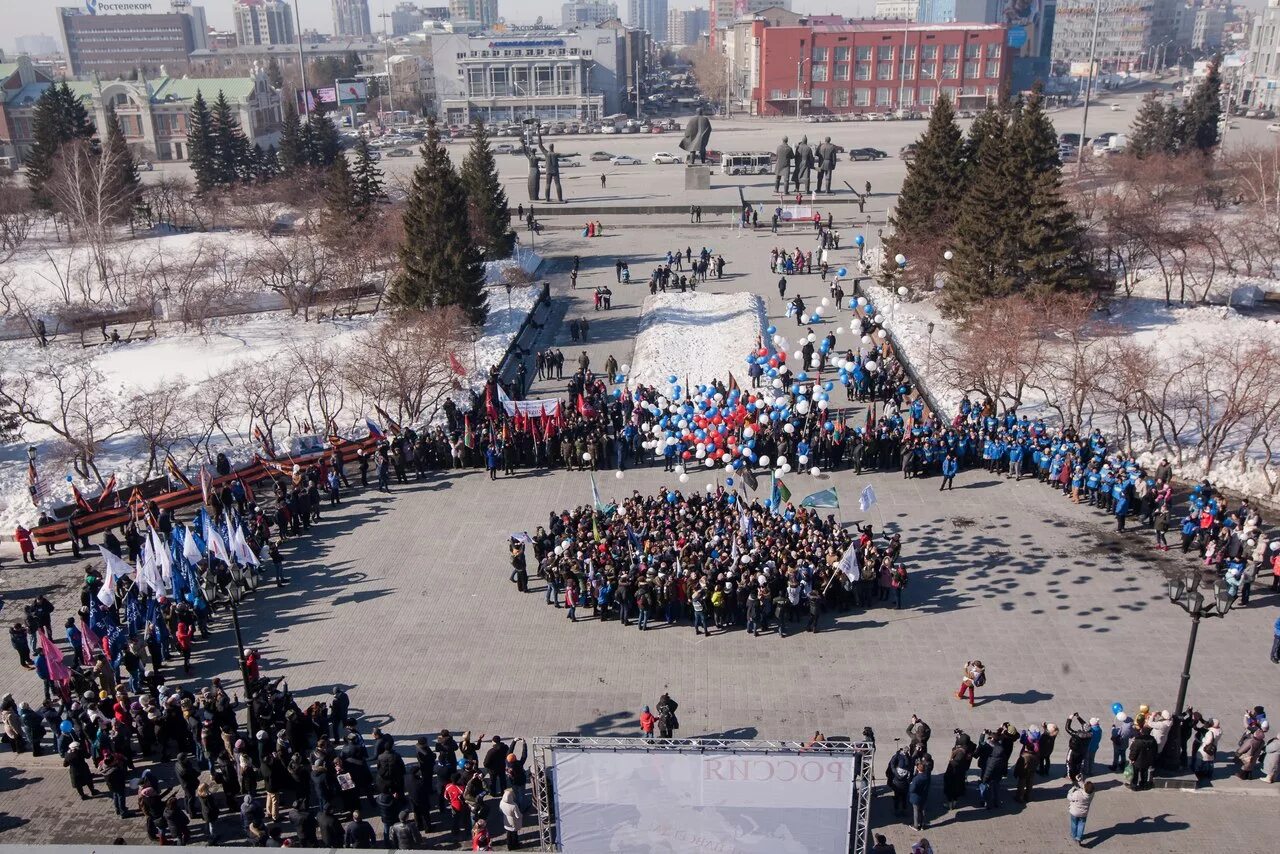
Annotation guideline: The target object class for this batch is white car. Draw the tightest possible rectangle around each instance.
[1268,123,1280,132]
[611,154,642,165]
[651,151,682,164]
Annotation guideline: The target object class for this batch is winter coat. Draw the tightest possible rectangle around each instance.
[907,770,930,805]
[64,750,93,787]
[1129,733,1158,770]
[1066,784,1093,818]
[500,789,524,833]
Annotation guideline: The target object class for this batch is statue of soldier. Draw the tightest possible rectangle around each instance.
[679,106,713,165]
[774,136,795,194]
[792,135,815,195]
[536,129,577,203]
[521,121,542,202]
[815,136,838,193]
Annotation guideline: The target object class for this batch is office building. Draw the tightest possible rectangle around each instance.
[389,3,451,35]
[234,0,295,47]
[449,0,499,28]
[189,38,382,75]
[0,54,281,163]
[333,0,373,37]
[710,0,791,45]
[750,20,1010,116]
[873,0,919,19]
[1052,0,1180,69]
[57,3,210,78]
[387,53,436,113]
[563,0,619,27]
[917,0,998,23]
[1245,0,1280,111]
[14,34,61,56]
[628,0,669,41]
[428,27,641,125]
[667,6,710,45]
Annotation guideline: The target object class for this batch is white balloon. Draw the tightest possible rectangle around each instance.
[675,464,685,474]
[818,400,830,410]
[807,333,816,343]
[679,473,689,483]
[615,470,625,479]
[582,453,592,461]
[810,466,821,476]
[944,250,954,261]
[798,455,809,465]
[894,253,907,266]
[821,297,830,307]
[897,286,908,296]
[783,423,795,434]
[793,350,803,360]
[772,378,783,388]
[759,455,771,467]
[877,329,887,339]
[620,363,630,373]
[797,401,811,415]
[782,463,792,473]
[777,456,788,466]
[704,458,716,468]
[554,545,563,555]
[861,335,871,344]
[836,326,845,335]
[856,296,867,306]
[800,314,810,323]
[705,483,715,492]
[743,427,755,438]
[866,360,879,371]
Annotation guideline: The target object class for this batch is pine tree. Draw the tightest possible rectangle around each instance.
[26,83,98,207]
[349,137,386,213]
[393,122,488,324]
[888,93,965,256]
[1013,85,1060,174]
[962,103,1002,179]
[277,101,305,174]
[261,145,281,181]
[186,91,218,192]
[1182,59,1222,154]
[306,114,342,168]
[323,153,357,223]
[102,101,141,215]
[460,119,514,258]
[267,56,284,89]
[211,91,252,184]
[1128,94,1182,158]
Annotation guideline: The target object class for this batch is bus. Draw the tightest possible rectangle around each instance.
[720,152,773,175]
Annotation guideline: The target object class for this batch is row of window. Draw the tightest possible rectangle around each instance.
[811,43,999,64]
[810,59,1001,82]
[799,85,1000,108]
[458,48,592,59]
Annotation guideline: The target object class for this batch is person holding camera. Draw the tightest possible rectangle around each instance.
[956,660,985,707]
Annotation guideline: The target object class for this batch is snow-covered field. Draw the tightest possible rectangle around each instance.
[628,292,766,390]
[0,283,543,532]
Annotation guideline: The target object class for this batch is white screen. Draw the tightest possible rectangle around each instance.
[551,749,856,853]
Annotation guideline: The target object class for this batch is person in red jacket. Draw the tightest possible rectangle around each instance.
[15,525,36,564]
[640,706,656,740]
[174,621,193,674]
[471,818,492,850]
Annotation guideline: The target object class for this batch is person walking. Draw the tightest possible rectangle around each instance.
[1067,780,1094,846]
[907,759,930,831]
[499,788,523,849]
[63,742,97,799]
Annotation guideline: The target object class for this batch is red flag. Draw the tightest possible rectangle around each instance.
[165,453,194,488]
[373,405,402,436]
[449,352,468,377]
[199,465,212,506]
[485,385,499,421]
[95,474,118,510]
[727,372,740,392]
[70,484,94,514]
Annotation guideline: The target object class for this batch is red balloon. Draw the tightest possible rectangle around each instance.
[768,358,779,368]
[757,347,768,357]
[682,451,692,460]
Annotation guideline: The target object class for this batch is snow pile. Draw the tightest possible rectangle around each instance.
[483,250,543,285]
[629,292,766,390]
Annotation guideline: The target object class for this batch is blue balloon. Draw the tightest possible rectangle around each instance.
[764,498,774,509]
[60,720,74,734]
[668,375,678,384]
[726,477,735,487]
[824,382,834,391]
[865,305,875,315]
[1111,702,1124,716]
[766,325,777,334]
[667,492,677,503]
[727,494,737,505]
[838,267,848,277]
[824,421,834,431]
[855,235,865,246]
[615,374,625,383]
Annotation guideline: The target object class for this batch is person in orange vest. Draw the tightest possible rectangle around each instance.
[14,525,36,564]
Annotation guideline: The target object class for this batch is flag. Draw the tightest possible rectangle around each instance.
[859,484,877,512]
[590,471,607,513]
[182,525,204,565]
[742,465,758,492]
[199,465,212,506]
[150,529,174,593]
[204,516,232,565]
[773,477,792,507]
[728,372,740,392]
[95,473,118,510]
[232,525,260,566]
[96,572,117,607]
[485,385,499,421]
[79,618,100,665]
[511,532,534,549]
[365,418,385,440]
[837,543,859,581]
[38,628,72,685]
[253,425,277,458]
[27,461,50,506]
[800,486,840,508]
[98,545,133,580]
[374,405,402,435]
[71,484,94,514]
[463,414,475,449]
[449,352,468,377]
[165,453,193,488]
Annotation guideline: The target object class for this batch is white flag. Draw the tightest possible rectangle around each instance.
[96,573,116,607]
[232,525,260,566]
[136,537,155,595]
[151,529,174,592]
[98,545,134,579]
[859,484,877,512]
[204,516,232,565]
[837,543,860,582]
[182,526,203,566]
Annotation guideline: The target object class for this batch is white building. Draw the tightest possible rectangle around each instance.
[873,0,919,20]
[628,0,669,41]
[333,0,373,37]
[234,0,296,47]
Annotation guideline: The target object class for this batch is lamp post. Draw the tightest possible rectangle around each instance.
[796,47,811,120]
[1075,0,1103,177]
[292,0,310,117]
[891,253,907,323]
[1166,567,1238,716]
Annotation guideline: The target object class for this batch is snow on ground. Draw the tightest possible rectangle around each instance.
[628,292,766,390]
[0,283,543,532]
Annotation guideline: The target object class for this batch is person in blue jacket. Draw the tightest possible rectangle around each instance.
[1113,481,1131,532]
[1007,441,1025,481]
[908,759,931,831]
[940,453,958,491]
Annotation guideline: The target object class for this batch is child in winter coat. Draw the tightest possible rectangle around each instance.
[640,706,656,739]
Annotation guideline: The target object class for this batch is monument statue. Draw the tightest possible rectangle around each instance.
[792,135,815,195]
[774,135,794,194]
[521,120,542,202]
[816,136,838,194]
[535,126,577,203]
[678,106,713,166]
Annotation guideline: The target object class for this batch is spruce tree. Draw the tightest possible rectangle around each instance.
[102,102,141,215]
[350,137,386,213]
[1182,59,1222,154]
[186,91,218,192]
[211,91,251,184]
[1128,94,1181,157]
[261,145,281,181]
[460,119,514,258]
[393,122,488,324]
[962,103,1002,179]
[277,101,305,173]
[1013,86,1060,174]
[323,153,357,223]
[888,93,965,257]
[59,82,97,143]
[267,56,284,89]
[26,83,98,207]
[306,114,342,168]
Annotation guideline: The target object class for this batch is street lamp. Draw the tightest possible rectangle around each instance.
[26,445,37,464]
[1166,566,1237,716]
[890,254,907,323]
[796,47,811,120]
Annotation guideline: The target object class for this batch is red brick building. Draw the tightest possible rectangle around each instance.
[752,21,1011,117]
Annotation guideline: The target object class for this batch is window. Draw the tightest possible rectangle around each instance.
[900,61,915,79]
[770,89,787,99]
[834,46,850,61]
[835,88,850,107]
[835,62,850,80]
[985,60,1001,78]
[900,87,914,107]
[962,85,979,96]
[556,65,576,95]
[877,61,893,80]
[904,46,916,61]
[920,62,936,79]
[812,46,829,62]
[942,86,958,102]
[985,85,1000,98]
[965,43,981,59]
[876,87,892,106]
[922,44,937,60]
[988,44,1001,59]
[877,46,893,60]
[856,46,871,61]
[944,44,959,60]
[854,88,870,106]
[854,62,870,80]
[535,65,553,95]
[812,88,828,106]
[467,66,485,94]
[943,61,959,79]
[812,64,828,82]
[964,60,980,78]
[919,86,936,105]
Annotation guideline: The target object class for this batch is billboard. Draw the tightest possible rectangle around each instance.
[336,79,369,105]
[549,748,859,853]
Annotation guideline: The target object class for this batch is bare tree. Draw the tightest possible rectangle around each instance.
[247,233,337,320]
[124,381,192,479]
[45,138,135,284]
[0,178,36,264]
[343,309,470,426]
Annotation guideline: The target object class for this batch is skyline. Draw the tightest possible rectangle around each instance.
[1,0,878,51]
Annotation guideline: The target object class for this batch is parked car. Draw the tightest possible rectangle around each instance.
[1269,123,1280,132]
[590,151,615,161]
[898,143,919,161]
[652,151,682,164]
[494,143,516,154]
[849,147,887,161]
[138,160,154,171]
[601,125,619,134]
[611,154,642,165]
[387,148,414,157]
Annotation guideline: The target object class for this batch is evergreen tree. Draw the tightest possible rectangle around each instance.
[277,101,305,173]
[1128,94,1182,157]
[1182,59,1222,154]
[323,153,357,222]
[186,90,218,192]
[888,94,965,256]
[25,83,98,207]
[393,122,488,324]
[297,118,316,168]
[460,120,514,258]
[211,90,252,184]
[349,137,386,213]
[102,101,141,215]
[1012,85,1060,174]
[267,56,284,89]
[306,114,342,168]
[961,103,1002,179]
[261,145,281,181]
